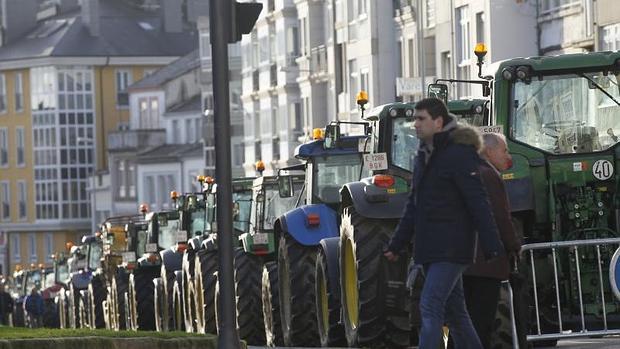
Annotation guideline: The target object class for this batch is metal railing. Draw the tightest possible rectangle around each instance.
[517,237,620,343]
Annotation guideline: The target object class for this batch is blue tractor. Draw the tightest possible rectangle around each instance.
[272,124,369,347]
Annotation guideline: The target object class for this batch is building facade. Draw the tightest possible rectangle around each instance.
[0,0,197,274]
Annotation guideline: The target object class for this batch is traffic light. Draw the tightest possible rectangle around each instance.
[229,1,263,43]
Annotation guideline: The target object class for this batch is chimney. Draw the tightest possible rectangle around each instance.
[81,0,100,37]
[0,0,38,46]
[162,0,183,33]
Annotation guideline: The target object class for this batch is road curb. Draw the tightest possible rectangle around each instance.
[0,336,242,349]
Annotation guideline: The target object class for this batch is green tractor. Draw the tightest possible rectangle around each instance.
[191,176,254,335]
[329,97,491,348]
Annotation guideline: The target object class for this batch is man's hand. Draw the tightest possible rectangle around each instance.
[383,250,399,262]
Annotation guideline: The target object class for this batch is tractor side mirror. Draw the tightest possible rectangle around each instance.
[278,175,294,198]
[324,124,340,149]
[427,83,449,104]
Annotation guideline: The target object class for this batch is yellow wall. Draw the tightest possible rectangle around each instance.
[0,68,35,223]
[94,65,160,170]
[7,231,82,273]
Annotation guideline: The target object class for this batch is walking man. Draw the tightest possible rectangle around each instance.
[384,98,504,349]
[24,287,44,328]
[449,132,523,348]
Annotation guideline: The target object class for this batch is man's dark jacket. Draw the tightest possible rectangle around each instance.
[465,160,522,279]
[388,123,504,264]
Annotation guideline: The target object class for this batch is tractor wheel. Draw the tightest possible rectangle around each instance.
[316,247,346,347]
[182,258,196,333]
[58,292,67,329]
[78,293,89,329]
[278,234,320,347]
[195,249,218,334]
[234,247,265,345]
[113,271,129,330]
[43,298,59,328]
[262,261,284,347]
[172,275,185,332]
[158,265,177,331]
[88,274,107,329]
[154,277,165,332]
[214,273,221,334]
[129,267,158,331]
[340,207,410,348]
[68,284,80,329]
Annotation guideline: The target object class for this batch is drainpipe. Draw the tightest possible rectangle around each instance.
[331,0,340,121]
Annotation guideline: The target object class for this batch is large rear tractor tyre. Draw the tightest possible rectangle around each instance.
[262,261,284,347]
[88,274,107,329]
[181,253,196,333]
[58,292,67,329]
[112,271,129,330]
[68,284,80,329]
[129,267,158,331]
[172,275,185,332]
[195,249,218,334]
[316,247,346,347]
[340,207,410,348]
[78,293,89,329]
[234,247,266,345]
[278,234,320,347]
[157,266,177,331]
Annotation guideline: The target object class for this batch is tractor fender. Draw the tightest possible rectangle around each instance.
[69,270,92,290]
[341,180,409,219]
[200,234,218,252]
[279,204,339,246]
[188,236,203,251]
[503,154,535,212]
[318,237,341,301]
[160,248,182,272]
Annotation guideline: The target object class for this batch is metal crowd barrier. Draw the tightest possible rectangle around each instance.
[516,237,620,344]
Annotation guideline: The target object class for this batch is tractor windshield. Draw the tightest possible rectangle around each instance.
[391,116,418,172]
[25,270,42,292]
[233,191,251,233]
[511,71,620,154]
[313,154,363,204]
[44,270,55,288]
[156,214,180,249]
[88,242,102,270]
[55,262,69,284]
[262,183,302,229]
[189,208,205,237]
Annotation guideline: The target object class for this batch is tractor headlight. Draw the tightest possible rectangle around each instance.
[501,67,515,81]
[389,108,398,117]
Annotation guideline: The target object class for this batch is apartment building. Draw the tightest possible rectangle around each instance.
[0,0,197,274]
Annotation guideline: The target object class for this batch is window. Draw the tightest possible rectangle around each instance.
[145,176,155,207]
[441,51,452,79]
[456,6,471,97]
[0,128,7,167]
[349,59,358,110]
[1,181,9,220]
[0,74,5,113]
[408,39,415,78]
[11,234,20,263]
[18,181,26,219]
[127,162,135,197]
[360,69,369,95]
[476,12,485,45]
[171,120,179,143]
[540,0,579,13]
[286,26,300,60]
[299,18,308,56]
[115,70,132,107]
[45,233,53,263]
[117,160,126,198]
[185,118,194,143]
[29,233,36,263]
[149,98,159,127]
[357,0,367,16]
[601,23,620,51]
[14,73,23,111]
[16,127,24,166]
[426,0,435,28]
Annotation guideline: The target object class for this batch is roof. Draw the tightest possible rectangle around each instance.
[0,0,197,63]
[136,143,203,163]
[295,136,365,160]
[130,49,200,91]
[166,93,202,114]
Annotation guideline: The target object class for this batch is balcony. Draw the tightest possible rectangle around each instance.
[310,45,328,74]
[108,129,166,151]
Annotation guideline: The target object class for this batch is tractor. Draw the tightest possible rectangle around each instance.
[53,251,71,329]
[191,176,254,335]
[272,127,369,347]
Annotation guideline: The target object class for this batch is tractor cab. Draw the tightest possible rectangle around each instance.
[141,210,180,266]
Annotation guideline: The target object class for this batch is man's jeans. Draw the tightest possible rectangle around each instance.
[419,262,482,349]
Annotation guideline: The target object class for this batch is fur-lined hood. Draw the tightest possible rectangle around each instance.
[450,124,483,152]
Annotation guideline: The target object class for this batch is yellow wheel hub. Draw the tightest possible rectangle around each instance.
[344,237,358,328]
[319,272,329,333]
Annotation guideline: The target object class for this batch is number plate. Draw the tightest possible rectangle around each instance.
[146,243,157,253]
[176,230,188,242]
[364,153,388,171]
[253,233,269,245]
[478,125,503,134]
[122,252,136,263]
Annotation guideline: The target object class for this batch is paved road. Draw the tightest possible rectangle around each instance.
[249,336,620,348]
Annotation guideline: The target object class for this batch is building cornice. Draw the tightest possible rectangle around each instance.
[0,56,180,71]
